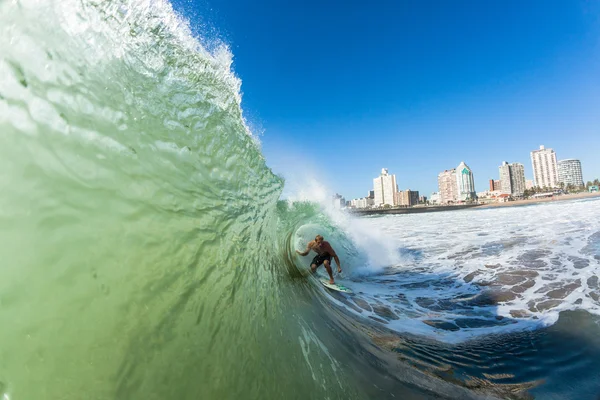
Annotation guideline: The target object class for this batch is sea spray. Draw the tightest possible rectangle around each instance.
[285,178,402,273]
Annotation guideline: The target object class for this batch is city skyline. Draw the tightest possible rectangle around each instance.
[342,143,590,206]
[334,141,594,201]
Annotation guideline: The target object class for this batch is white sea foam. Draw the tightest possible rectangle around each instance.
[329,198,600,342]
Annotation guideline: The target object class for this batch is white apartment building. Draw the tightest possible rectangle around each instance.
[499,162,511,194]
[351,197,374,209]
[499,162,526,196]
[430,192,441,205]
[557,159,584,187]
[456,161,476,201]
[373,168,398,207]
[438,169,458,204]
[530,145,558,188]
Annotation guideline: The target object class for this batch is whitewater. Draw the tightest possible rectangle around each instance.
[1,1,599,399]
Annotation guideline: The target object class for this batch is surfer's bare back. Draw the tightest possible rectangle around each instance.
[296,235,342,284]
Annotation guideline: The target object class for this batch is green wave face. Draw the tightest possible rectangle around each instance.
[0,1,370,399]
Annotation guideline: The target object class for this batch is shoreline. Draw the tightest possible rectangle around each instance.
[349,191,600,216]
[349,204,480,216]
[476,191,600,209]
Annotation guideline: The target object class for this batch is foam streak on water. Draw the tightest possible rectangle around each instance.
[345,199,600,342]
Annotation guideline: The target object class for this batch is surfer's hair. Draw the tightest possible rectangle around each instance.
[315,235,323,241]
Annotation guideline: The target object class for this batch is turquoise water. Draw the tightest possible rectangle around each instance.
[2,1,600,399]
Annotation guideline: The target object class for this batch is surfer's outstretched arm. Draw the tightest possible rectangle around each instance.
[296,242,312,257]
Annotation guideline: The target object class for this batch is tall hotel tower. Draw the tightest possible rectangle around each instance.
[456,161,476,201]
[499,162,526,196]
[373,168,398,207]
[557,159,584,187]
[438,169,458,204]
[530,145,558,188]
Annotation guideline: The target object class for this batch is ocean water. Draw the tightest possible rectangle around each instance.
[322,198,600,399]
[1,1,599,399]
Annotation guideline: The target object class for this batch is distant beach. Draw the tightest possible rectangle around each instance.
[349,191,600,216]
[477,191,600,209]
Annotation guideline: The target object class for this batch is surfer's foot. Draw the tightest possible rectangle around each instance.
[337,268,342,274]
[311,265,317,273]
[329,278,335,284]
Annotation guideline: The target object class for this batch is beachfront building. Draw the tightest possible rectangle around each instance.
[499,162,511,194]
[393,191,401,207]
[438,169,458,204]
[373,168,398,207]
[456,161,476,201]
[526,179,534,189]
[430,192,441,205]
[396,190,419,207]
[489,179,502,191]
[351,196,374,209]
[499,162,526,197]
[478,189,503,203]
[530,145,558,188]
[558,159,584,187]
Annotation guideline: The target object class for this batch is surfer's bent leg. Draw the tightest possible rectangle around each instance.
[310,254,321,273]
[323,259,334,284]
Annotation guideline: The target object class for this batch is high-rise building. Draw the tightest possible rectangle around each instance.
[393,191,401,206]
[499,162,526,196]
[438,169,457,204]
[373,168,398,207]
[511,163,526,196]
[557,159,584,187]
[456,161,476,201]
[499,162,511,194]
[530,145,558,188]
[396,190,419,207]
[488,179,502,191]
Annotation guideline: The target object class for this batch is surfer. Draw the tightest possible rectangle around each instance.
[296,235,342,284]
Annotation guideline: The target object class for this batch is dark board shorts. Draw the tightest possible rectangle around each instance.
[311,252,331,267]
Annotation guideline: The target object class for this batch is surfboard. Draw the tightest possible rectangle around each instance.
[320,279,352,293]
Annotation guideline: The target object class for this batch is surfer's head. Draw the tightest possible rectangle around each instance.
[315,235,324,244]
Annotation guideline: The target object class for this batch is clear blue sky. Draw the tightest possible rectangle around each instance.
[172,0,600,199]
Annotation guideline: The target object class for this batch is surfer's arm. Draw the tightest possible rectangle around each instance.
[296,243,312,257]
[333,255,341,271]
